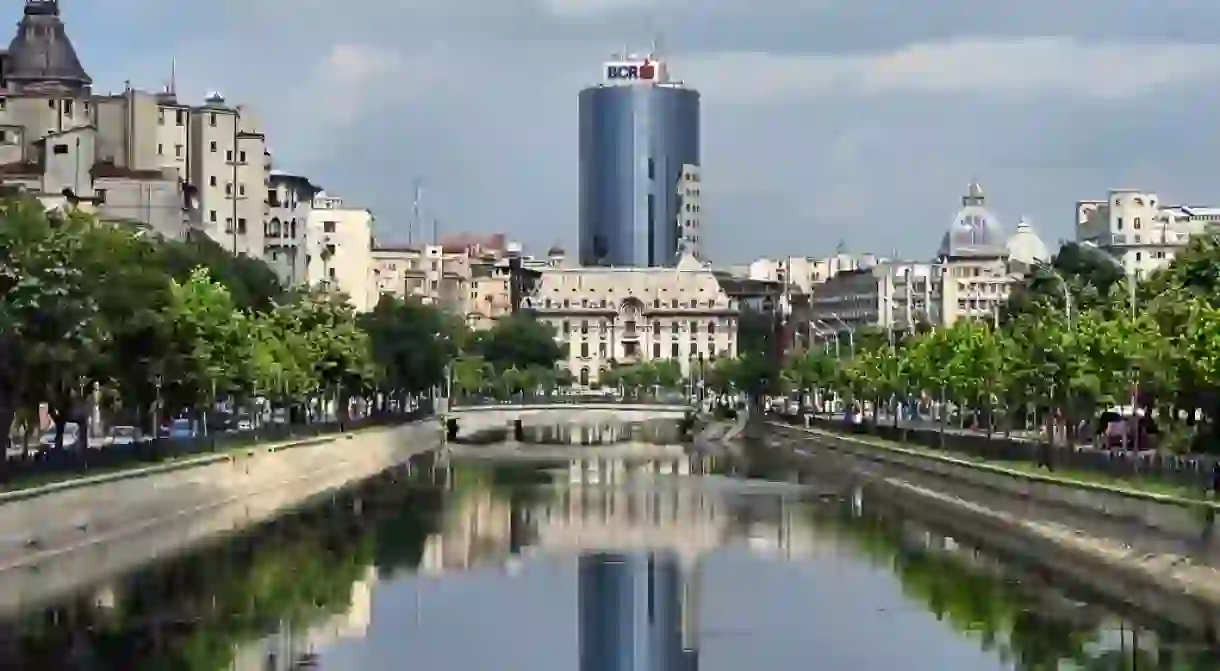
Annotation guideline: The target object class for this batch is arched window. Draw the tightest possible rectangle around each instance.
[579,367,589,386]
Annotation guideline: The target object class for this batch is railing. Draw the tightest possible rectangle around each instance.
[0,405,433,488]
[779,411,1220,493]
[450,392,690,409]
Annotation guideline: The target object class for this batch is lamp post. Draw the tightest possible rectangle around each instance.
[830,313,855,357]
[1080,242,1139,450]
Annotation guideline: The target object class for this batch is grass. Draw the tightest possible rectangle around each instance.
[796,422,1212,503]
[0,422,402,497]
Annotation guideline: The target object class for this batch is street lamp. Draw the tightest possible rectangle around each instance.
[814,319,839,357]
[829,313,855,357]
[1080,241,1140,450]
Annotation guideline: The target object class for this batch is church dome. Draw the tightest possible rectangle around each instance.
[4,1,91,93]
[937,182,1007,258]
[1006,217,1050,266]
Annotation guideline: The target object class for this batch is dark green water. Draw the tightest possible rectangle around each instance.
[0,443,1216,670]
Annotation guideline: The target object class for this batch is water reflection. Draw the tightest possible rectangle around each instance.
[525,420,686,446]
[1,447,1218,669]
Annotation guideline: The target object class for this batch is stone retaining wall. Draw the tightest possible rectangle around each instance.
[0,421,440,577]
[770,422,1219,548]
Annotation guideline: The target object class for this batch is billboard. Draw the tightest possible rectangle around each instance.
[604,60,658,83]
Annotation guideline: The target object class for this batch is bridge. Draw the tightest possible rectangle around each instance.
[442,398,692,438]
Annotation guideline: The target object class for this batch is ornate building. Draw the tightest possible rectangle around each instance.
[523,252,739,386]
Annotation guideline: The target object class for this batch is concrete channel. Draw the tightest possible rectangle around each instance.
[0,420,442,614]
[767,422,1220,639]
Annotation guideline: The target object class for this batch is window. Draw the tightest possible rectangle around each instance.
[329,268,337,280]
[580,342,589,358]
[579,368,589,386]
[63,100,72,115]
[581,320,589,335]
[707,322,715,335]
[599,342,607,357]
[174,144,183,157]
[653,342,661,358]
[225,217,234,233]
[210,113,217,127]
[671,343,679,357]
[225,183,232,195]
[157,143,163,155]
[226,150,233,161]
[237,218,247,234]
[239,184,245,196]
[176,110,185,126]
[239,151,247,162]
[209,176,217,186]
[95,189,106,203]
[647,157,655,180]
[52,143,68,155]
[47,99,55,109]
[158,109,165,124]
[323,220,336,233]
[562,320,570,333]
[209,210,217,222]
[210,141,217,152]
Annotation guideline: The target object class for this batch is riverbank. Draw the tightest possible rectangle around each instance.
[0,420,441,612]
[768,422,1220,636]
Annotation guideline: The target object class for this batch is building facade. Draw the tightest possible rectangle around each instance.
[579,55,699,268]
[265,171,320,286]
[675,164,702,259]
[523,253,738,386]
[306,191,374,312]
[1076,189,1220,278]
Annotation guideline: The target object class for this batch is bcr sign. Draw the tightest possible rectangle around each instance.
[604,60,657,83]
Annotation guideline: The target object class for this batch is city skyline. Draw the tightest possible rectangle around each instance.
[54,1,1220,263]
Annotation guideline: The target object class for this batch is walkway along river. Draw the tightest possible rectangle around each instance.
[0,421,1216,669]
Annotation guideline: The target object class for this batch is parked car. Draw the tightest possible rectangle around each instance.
[107,425,144,446]
[167,418,197,441]
[39,422,81,449]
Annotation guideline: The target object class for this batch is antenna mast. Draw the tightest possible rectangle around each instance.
[411,177,422,246]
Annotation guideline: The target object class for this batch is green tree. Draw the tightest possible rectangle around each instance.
[477,313,562,372]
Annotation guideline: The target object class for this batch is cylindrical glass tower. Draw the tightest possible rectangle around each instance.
[579,57,700,268]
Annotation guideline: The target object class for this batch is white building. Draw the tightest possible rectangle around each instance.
[1076,189,1220,277]
[676,164,702,259]
[807,182,1049,330]
[523,252,739,386]
[742,253,878,296]
[306,190,375,312]
[265,171,320,286]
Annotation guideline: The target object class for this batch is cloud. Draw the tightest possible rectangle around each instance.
[684,38,1220,104]
[58,0,1220,262]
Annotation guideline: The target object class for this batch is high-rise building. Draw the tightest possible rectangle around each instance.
[579,54,700,268]
[578,551,694,671]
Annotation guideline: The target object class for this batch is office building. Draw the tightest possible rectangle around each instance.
[578,552,693,671]
[579,54,699,267]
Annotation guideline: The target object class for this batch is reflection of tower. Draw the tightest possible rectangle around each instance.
[578,551,696,671]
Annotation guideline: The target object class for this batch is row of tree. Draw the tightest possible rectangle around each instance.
[0,198,563,447]
[706,235,1220,453]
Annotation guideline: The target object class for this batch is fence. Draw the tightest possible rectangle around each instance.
[450,391,689,408]
[0,405,433,487]
[785,412,1220,494]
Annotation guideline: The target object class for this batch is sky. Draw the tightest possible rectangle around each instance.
[51,0,1220,263]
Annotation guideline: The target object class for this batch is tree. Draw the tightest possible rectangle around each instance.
[360,295,461,400]
[477,313,562,372]
[161,268,248,424]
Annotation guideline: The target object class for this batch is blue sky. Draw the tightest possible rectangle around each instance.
[51,0,1220,262]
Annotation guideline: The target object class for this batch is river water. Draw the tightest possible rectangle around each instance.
[0,424,1217,670]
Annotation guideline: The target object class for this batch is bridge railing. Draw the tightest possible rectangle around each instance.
[450,392,690,409]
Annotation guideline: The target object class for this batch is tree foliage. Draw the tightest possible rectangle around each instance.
[780,233,1220,453]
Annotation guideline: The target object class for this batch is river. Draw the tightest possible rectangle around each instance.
[0,423,1216,670]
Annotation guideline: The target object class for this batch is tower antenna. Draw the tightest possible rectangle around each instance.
[411,177,422,246]
[169,57,177,96]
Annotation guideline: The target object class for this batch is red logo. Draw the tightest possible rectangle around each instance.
[639,61,655,80]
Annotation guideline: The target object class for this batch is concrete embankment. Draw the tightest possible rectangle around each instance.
[770,422,1220,636]
[0,421,440,613]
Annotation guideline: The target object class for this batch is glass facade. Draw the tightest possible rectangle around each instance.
[578,551,691,671]
[578,85,700,267]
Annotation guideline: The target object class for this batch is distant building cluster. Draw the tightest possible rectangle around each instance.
[0,1,377,305]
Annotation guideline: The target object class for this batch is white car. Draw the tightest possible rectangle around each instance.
[39,422,81,449]
[107,425,143,446]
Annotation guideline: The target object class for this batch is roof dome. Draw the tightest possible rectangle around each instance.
[547,244,565,256]
[4,1,91,93]
[1006,217,1050,266]
[937,181,1007,258]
